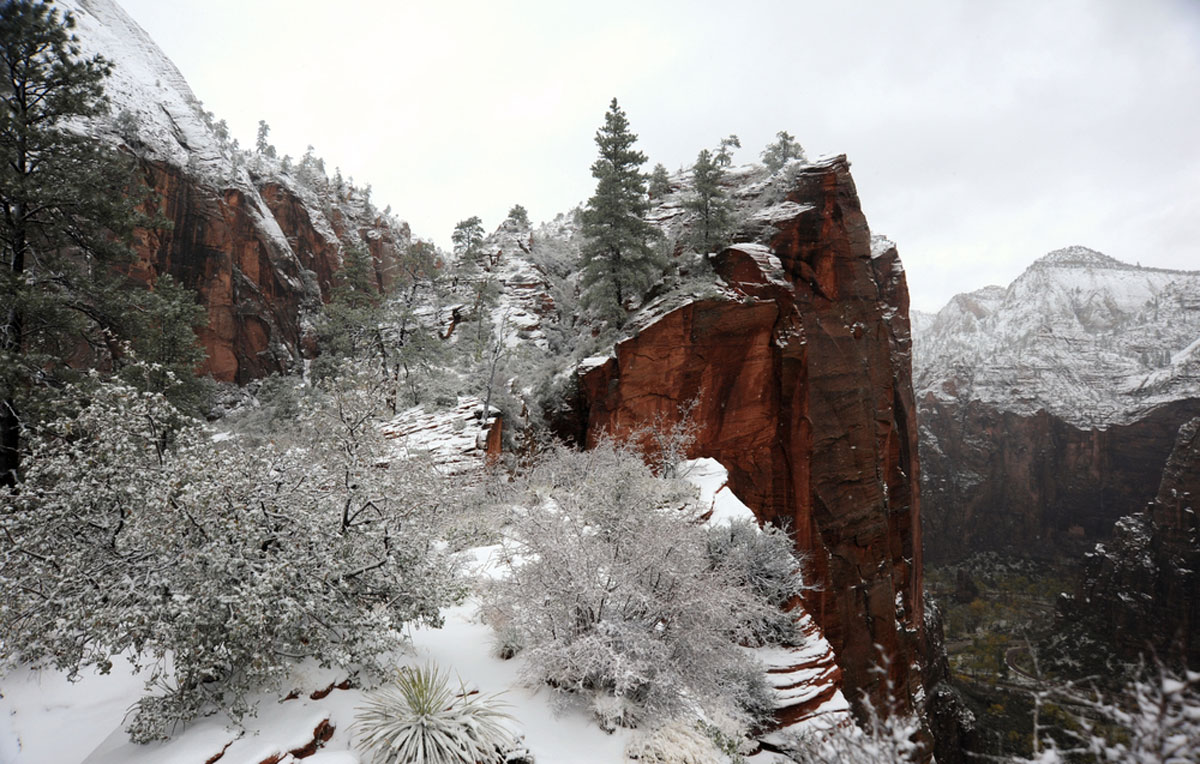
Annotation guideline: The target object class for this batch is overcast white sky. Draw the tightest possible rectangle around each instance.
[116,0,1199,312]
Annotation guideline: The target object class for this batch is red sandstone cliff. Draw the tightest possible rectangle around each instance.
[575,156,925,715]
[130,162,409,383]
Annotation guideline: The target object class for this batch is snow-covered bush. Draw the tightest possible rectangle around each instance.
[624,719,726,764]
[1018,662,1200,763]
[0,368,461,741]
[485,442,796,730]
[354,662,517,764]
[780,700,924,763]
[706,518,805,646]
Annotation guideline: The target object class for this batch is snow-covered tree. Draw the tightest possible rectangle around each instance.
[580,98,663,324]
[715,134,741,167]
[0,364,462,741]
[685,148,735,254]
[648,163,672,200]
[1018,662,1200,763]
[452,215,486,263]
[1,0,200,485]
[485,442,794,730]
[761,130,806,173]
[506,204,530,228]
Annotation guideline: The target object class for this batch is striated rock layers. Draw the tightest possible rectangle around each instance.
[130,162,407,383]
[573,156,925,715]
[1059,416,1200,663]
[920,396,1200,562]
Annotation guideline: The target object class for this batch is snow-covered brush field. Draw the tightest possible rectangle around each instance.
[0,438,846,764]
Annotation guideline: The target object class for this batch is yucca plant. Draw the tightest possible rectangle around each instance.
[355,662,518,764]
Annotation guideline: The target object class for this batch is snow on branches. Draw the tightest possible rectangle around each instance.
[0,364,462,741]
[483,441,802,732]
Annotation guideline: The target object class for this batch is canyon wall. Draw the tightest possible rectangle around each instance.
[574,156,926,714]
[920,396,1200,562]
[130,162,407,383]
[1058,416,1200,663]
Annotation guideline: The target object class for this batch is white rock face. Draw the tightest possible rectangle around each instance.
[60,0,242,184]
[914,246,1200,427]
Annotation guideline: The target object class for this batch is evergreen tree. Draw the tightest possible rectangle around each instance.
[761,130,806,173]
[255,118,276,157]
[648,162,672,200]
[715,134,741,167]
[1,1,201,485]
[685,148,734,253]
[580,98,661,323]
[452,215,485,263]
[506,204,530,228]
[314,244,380,376]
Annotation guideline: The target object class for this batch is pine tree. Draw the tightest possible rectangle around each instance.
[506,204,530,228]
[1,1,200,485]
[580,98,661,323]
[715,134,741,167]
[452,215,485,263]
[648,163,672,200]
[685,148,734,254]
[761,130,806,173]
[255,118,276,157]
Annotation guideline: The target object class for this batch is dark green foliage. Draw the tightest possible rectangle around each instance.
[761,130,806,173]
[314,244,380,378]
[0,0,203,485]
[118,273,210,414]
[452,215,485,262]
[580,98,662,324]
[715,134,740,167]
[648,162,671,200]
[685,148,735,254]
[255,118,276,157]
[506,204,530,228]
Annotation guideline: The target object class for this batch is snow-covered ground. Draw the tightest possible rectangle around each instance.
[1,452,846,763]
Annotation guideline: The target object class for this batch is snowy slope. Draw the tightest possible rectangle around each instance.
[0,454,847,764]
[61,0,237,183]
[914,246,1200,427]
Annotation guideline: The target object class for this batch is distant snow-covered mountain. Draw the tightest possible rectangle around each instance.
[914,245,1200,427]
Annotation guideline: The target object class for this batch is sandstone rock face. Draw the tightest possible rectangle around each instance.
[60,0,412,384]
[1061,417,1200,663]
[576,156,925,714]
[920,397,1200,562]
[131,162,408,383]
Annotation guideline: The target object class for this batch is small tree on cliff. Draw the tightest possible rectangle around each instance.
[685,148,734,254]
[761,130,806,173]
[580,98,662,324]
[0,1,200,485]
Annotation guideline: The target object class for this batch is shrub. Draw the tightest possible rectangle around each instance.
[1,368,462,741]
[354,663,517,764]
[486,442,799,729]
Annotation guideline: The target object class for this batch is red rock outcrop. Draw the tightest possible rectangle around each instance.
[576,156,925,714]
[130,162,408,383]
[920,396,1200,563]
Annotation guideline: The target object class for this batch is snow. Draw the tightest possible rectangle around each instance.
[1,603,632,764]
[381,397,497,474]
[3,455,853,763]
[59,0,234,184]
[915,246,1200,427]
[682,457,757,525]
